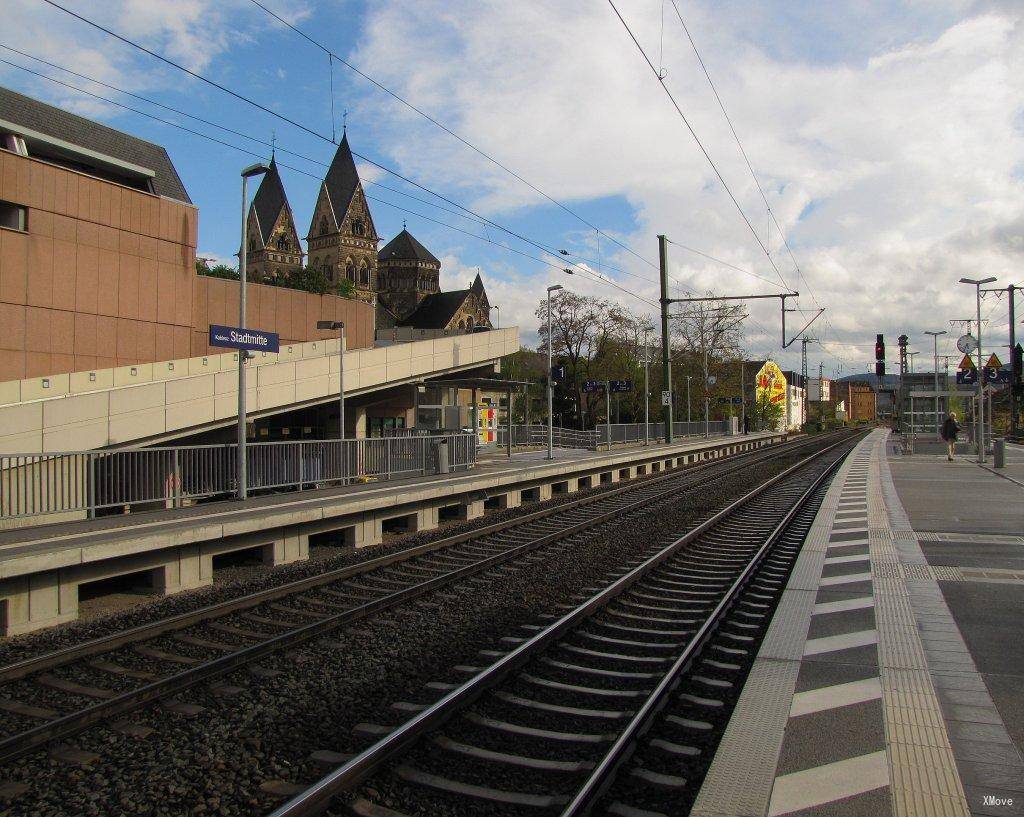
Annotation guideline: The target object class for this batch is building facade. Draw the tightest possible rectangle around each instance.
[244,157,303,283]
[0,87,374,384]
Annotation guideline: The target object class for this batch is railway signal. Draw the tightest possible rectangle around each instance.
[875,334,885,378]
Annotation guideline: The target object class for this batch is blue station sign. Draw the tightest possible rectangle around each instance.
[209,324,280,354]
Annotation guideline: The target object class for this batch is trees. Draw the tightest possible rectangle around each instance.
[750,389,785,431]
[671,296,746,421]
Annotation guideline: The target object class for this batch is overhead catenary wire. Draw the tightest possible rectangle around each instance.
[666,0,822,312]
[27,4,668,308]
[0,54,660,308]
[605,0,794,296]
[246,0,661,274]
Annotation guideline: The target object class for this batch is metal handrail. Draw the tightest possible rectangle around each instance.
[0,433,476,521]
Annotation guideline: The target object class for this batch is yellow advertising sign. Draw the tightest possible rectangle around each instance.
[755,361,787,405]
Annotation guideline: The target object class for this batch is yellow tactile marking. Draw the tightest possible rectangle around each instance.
[872,431,970,817]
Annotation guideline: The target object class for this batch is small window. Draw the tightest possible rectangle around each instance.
[352,219,365,237]
[0,201,27,232]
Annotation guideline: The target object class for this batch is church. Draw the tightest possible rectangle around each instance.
[244,134,492,335]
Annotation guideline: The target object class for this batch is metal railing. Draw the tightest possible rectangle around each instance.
[496,421,731,451]
[596,421,727,445]
[0,433,476,522]
[496,425,599,450]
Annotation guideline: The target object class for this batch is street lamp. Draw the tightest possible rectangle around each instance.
[686,375,692,427]
[317,320,346,439]
[490,304,500,328]
[959,276,997,462]
[924,330,946,439]
[237,162,269,501]
[546,284,564,460]
[642,323,653,445]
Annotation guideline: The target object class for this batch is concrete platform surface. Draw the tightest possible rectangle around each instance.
[692,428,1024,817]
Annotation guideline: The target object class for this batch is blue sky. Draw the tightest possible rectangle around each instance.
[3,0,1023,374]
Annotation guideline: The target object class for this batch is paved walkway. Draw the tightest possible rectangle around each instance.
[692,428,1024,817]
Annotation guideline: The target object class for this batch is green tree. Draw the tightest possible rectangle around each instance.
[751,390,785,431]
[195,259,238,280]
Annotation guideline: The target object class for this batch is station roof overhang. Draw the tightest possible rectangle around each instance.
[418,377,532,391]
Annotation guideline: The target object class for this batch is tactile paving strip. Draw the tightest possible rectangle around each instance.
[872,434,971,817]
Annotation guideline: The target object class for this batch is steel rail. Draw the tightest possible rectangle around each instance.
[266,432,862,817]
[0,435,845,766]
[0,433,824,685]
[558,434,851,815]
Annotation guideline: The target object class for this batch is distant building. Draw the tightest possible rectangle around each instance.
[807,376,831,402]
[249,133,493,334]
[842,381,877,422]
[244,157,303,283]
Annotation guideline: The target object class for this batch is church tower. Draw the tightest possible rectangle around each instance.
[305,134,379,302]
[244,157,303,283]
[377,228,441,325]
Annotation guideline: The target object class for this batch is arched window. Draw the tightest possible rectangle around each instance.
[345,259,356,281]
[359,262,370,287]
[319,216,329,236]
[276,235,289,251]
[351,219,365,237]
[466,316,475,331]
[273,268,281,280]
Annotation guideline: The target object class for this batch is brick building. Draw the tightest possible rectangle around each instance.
[0,86,373,383]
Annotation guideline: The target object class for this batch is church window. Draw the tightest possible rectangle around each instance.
[352,219,365,237]
[466,316,475,331]
[319,216,329,236]
[359,262,370,287]
[276,235,289,251]
[345,260,356,281]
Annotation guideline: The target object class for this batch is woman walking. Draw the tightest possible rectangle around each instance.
[941,412,960,462]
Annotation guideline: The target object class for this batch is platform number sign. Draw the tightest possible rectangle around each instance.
[661,390,672,406]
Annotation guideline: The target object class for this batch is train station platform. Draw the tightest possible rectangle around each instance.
[0,430,787,636]
[692,428,1024,817]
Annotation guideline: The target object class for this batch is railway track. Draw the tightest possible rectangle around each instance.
[0,433,847,771]
[265,431,863,817]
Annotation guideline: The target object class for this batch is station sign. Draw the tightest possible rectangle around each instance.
[956,368,978,385]
[755,361,787,405]
[609,380,633,393]
[583,380,602,393]
[209,324,280,353]
[984,367,1011,384]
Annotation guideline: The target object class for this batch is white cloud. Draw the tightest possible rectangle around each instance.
[351,0,1024,372]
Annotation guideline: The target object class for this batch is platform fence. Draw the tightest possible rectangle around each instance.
[0,432,476,521]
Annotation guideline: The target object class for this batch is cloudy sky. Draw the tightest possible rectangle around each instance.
[3,0,1022,375]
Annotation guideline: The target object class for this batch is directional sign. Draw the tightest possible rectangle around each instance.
[609,380,633,393]
[661,390,672,406]
[956,369,978,386]
[984,367,1011,384]
[717,396,744,405]
[958,354,976,371]
[986,352,1003,369]
[209,324,280,353]
[582,380,602,394]
[957,334,978,354]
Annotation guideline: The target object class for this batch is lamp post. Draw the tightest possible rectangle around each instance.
[317,320,346,439]
[642,323,652,445]
[546,284,564,460]
[237,162,269,501]
[686,375,692,427]
[924,330,946,439]
[490,304,500,328]
[959,276,997,462]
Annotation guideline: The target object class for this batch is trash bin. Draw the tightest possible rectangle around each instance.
[435,438,450,475]
[993,437,1005,469]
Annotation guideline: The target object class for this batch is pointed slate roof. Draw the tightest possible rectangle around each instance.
[323,133,361,223]
[250,157,289,245]
[397,289,471,329]
[378,229,440,264]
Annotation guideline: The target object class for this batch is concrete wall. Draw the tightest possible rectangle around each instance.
[0,327,520,454]
[191,276,374,358]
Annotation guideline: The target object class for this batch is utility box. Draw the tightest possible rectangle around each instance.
[435,439,450,474]
[993,437,1005,469]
